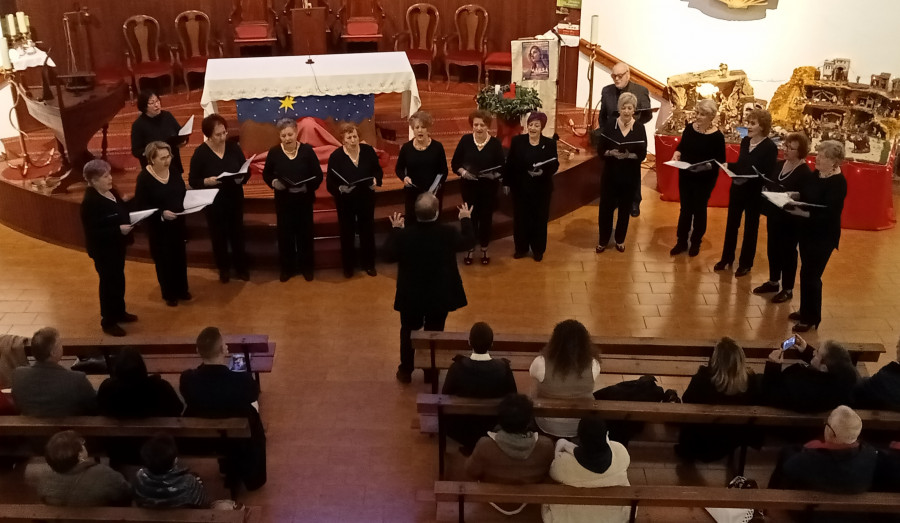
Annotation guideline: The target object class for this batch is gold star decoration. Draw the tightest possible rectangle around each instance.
[278,96,296,112]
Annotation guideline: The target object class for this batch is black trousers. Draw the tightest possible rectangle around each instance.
[676,174,717,245]
[598,171,639,245]
[460,179,499,248]
[766,210,799,289]
[513,188,552,256]
[147,222,189,302]
[798,239,834,325]
[274,191,315,274]
[398,309,448,373]
[335,188,376,272]
[403,187,443,224]
[206,198,248,274]
[720,183,762,267]
[91,248,126,326]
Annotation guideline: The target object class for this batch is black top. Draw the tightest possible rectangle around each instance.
[326,144,384,198]
[385,219,475,313]
[873,445,900,493]
[675,123,726,184]
[131,111,184,173]
[727,136,778,191]
[762,344,857,413]
[442,355,517,398]
[597,118,648,178]
[763,159,812,193]
[97,375,184,418]
[504,134,559,193]
[797,172,847,249]
[261,143,323,193]
[776,443,878,495]
[682,365,762,405]
[179,364,259,419]
[133,169,186,236]
[450,134,505,182]
[598,81,652,129]
[394,139,448,191]
[80,187,132,258]
[188,141,248,205]
[853,361,900,411]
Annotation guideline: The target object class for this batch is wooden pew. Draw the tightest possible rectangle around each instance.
[412,331,885,393]
[0,504,253,522]
[418,394,900,478]
[0,416,251,439]
[434,481,900,523]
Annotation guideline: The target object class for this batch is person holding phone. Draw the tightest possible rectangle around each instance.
[669,99,726,257]
[395,111,448,224]
[763,336,858,413]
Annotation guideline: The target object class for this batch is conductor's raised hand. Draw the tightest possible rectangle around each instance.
[389,212,405,229]
[458,203,473,220]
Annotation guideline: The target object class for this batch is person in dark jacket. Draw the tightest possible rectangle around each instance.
[79,160,136,337]
[180,327,266,491]
[854,339,900,411]
[130,91,187,172]
[442,322,517,453]
[386,193,474,384]
[395,111,448,223]
[36,430,132,507]
[763,336,859,413]
[676,337,763,462]
[134,434,210,508]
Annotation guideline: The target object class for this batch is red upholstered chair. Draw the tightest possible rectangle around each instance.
[122,15,176,94]
[484,49,511,85]
[443,4,488,88]
[337,0,385,49]
[229,0,279,56]
[175,11,223,98]
[394,3,439,89]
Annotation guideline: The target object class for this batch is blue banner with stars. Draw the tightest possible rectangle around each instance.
[235,94,375,125]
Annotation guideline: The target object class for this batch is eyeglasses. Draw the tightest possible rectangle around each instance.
[611,73,627,80]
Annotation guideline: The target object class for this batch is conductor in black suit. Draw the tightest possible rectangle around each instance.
[387,193,474,384]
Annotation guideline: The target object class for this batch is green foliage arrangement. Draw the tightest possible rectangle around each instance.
[475,84,542,121]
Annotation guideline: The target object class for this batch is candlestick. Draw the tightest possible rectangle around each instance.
[15,12,26,34]
[590,15,599,44]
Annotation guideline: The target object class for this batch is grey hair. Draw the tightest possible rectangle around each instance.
[618,92,638,112]
[696,99,718,116]
[275,118,298,131]
[613,62,630,73]
[817,140,845,162]
[414,192,439,222]
[82,159,111,181]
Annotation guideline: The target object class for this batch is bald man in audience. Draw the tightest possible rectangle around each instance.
[386,193,474,384]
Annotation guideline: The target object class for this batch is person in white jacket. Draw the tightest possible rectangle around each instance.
[543,417,632,523]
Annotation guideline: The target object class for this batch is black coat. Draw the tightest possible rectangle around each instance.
[597,81,652,129]
[762,345,857,413]
[97,375,183,418]
[386,219,475,314]
[853,361,900,411]
[80,187,132,258]
[504,134,559,194]
[441,355,517,450]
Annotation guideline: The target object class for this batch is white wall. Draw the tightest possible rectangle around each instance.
[577,0,900,150]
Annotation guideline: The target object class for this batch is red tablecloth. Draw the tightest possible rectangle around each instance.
[654,135,896,231]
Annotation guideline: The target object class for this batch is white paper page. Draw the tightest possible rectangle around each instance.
[428,175,442,194]
[178,115,195,136]
[218,154,256,179]
[182,189,219,209]
[664,160,694,170]
[129,208,158,225]
[716,161,756,179]
[762,191,792,208]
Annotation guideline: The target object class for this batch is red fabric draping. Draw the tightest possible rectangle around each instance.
[654,135,896,231]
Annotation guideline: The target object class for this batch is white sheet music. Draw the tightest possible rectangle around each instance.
[129,208,157,225]
[178,115,195,137]
[716,161,757,179]
[177,189,219,214]
[218,155,256,179]
[428,174,442,194]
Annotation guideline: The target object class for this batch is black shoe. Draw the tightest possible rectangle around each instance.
[631,207,640,218]
[102,323,127,337]
[735,266,751,277]
[533,253,543,262]
[663,389,681,403]
[119,312,138,323]
[180,292,192,301]
[615,243,625,253]
[302,271,314,282]
[788,311,802,321]
[595,244,606,253]
[280,271,293,282]
[464,250,474,265]
[688,243,701,257]
[670,243,688,256]
[343,268,354,279]
[165,299,178,307]
[513,251,528,259]
[481,250,490,265]
[792,321,819,333]
[365,268,377,277]
[772,289,793,303]
[235,270,250,281]
[219,270,230,283]
[713,260,732,272]
[753,281,780,294]
[395,369,412,384]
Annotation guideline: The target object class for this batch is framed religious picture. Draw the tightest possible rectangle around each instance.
[521,40,550,81]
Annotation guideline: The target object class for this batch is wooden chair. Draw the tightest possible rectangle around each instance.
[443,4,488,88]
[122,15,176,94]
[175,11,223,98]
[394,3,439,89]
[337,0,385,49]
[229,0,280,56]
[484,48,511,85]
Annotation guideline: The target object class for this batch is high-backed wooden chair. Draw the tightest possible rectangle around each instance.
[337,0,385,49]
[122,15,176,94]
[175,11,223,97]
[229,0,279,56]
[484,47,511,85]
[443,4,488,88]
[394,3,439,89]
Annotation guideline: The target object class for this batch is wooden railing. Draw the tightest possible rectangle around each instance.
[578,38,668,100]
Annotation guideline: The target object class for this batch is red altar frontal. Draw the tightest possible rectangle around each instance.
[654,135,897,231]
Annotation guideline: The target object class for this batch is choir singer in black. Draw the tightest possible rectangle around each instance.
[504,111,559,262]
[395,111,448,223]
[188,114,250,284]
[262,118,323,282]
[130,91,187,173]
[133,141,191,307]
[80,160,136,337]
[327,123,383,278]
[451,109,504,265]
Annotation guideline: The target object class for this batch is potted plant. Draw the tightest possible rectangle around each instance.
[476,83,542,147]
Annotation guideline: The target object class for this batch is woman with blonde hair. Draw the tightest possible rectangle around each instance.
[675,337,762,462]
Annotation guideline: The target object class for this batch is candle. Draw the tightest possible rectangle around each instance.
[590,15,599,44]
[494,84,501,95]
[24,15,28,33]
[0,32,11,69]
[16,12,26,34]
[7,14,16,36]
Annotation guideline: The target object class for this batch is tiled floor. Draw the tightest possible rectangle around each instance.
[0,173,898,522]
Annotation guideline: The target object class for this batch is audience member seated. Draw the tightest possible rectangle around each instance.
[0,332,29,388]
[98,348,184,418]
[442,322,517,454]
[12,328,97,416]
[180,326,266,491]
[34,430,132,507]
[134,434,210,508]
[676,337,763,462]
[874,440,900,490]
[530,320,601,438]
[763,336,858,413]
[853,336,900,411]
[543,417,631,523]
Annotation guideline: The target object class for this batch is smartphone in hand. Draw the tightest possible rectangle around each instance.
[781,335,797,351]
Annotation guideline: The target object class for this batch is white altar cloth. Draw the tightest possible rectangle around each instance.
[200,52,421,119]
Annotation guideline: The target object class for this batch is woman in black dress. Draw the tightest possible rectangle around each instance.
[133,141,190,307]
[327,123,383,278]
[714,108,778,277]
[262,118,323,282]
[395,111,448,223]
[131,91,187,173]
[503,112,559,262]
[79,159,136,337]
[786,140,847,332]
[451,109,504,265]
[752,132,812,303]
[188,114,249,284]
[669,99,726,257]
[596,92,647,253]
